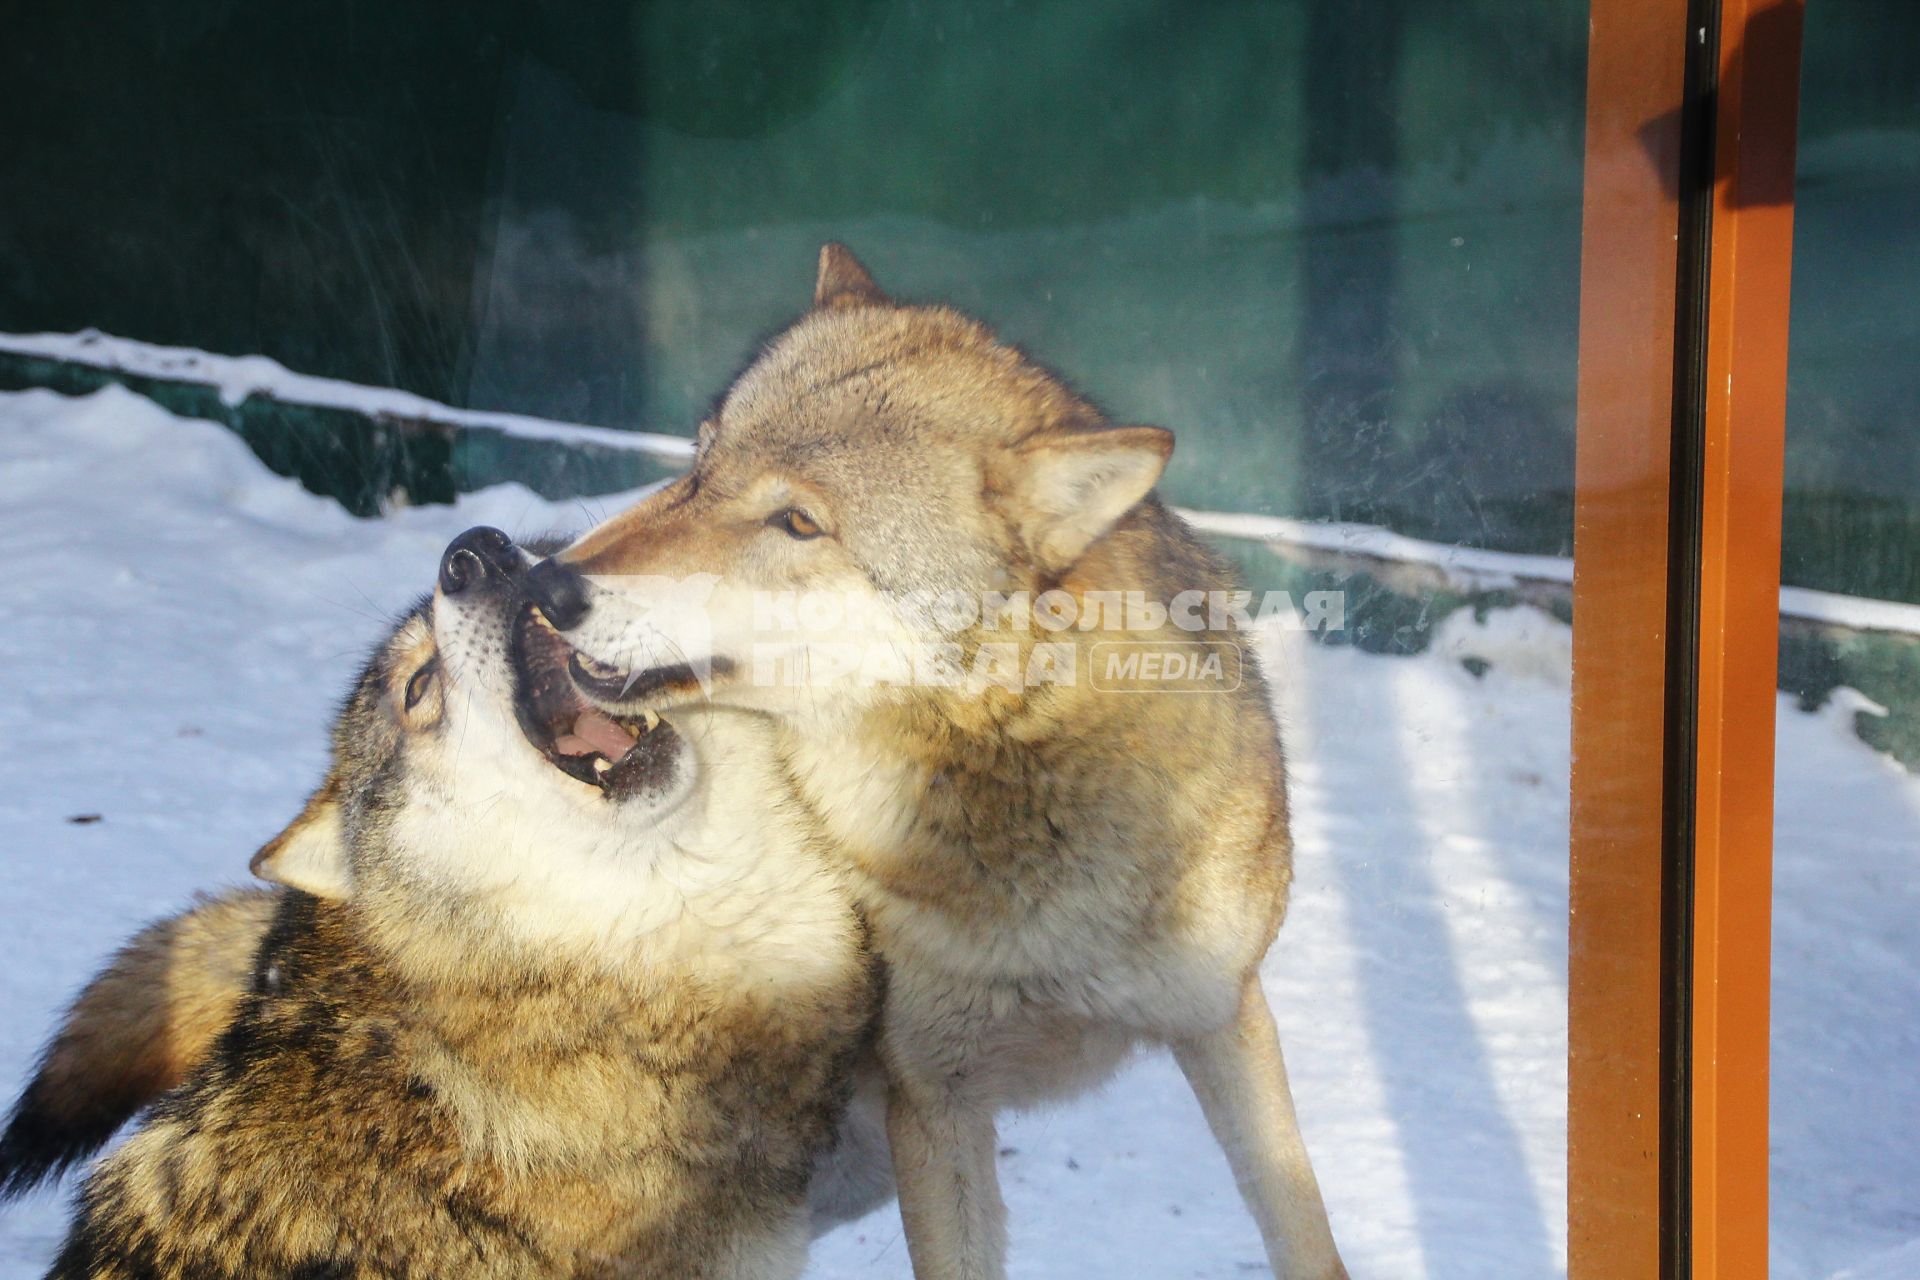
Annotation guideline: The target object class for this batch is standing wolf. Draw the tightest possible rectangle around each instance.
[10,530,877,1279]
[528,246,1348,1280]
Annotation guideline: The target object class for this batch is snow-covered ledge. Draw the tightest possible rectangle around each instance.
[7,328,1919,640]
[1176,509,1920,639]
[0,329,695,463]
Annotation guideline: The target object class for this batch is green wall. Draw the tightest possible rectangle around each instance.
[0,0,1913,602]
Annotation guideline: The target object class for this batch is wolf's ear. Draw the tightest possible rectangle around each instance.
[814,243,890,310]
[1007,425,1174,571]
[249,781,349,900]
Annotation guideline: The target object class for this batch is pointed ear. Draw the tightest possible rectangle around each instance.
[249,780,349,900]
[1007,425,1174,571]
[813,243,890,310]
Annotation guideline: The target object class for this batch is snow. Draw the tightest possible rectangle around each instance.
[1777,585,1920,639]
[12,328,1920,637]
[1184,510,1920,637]
[0,386,1914,1278]
[1179,509,1576,593]
[0,330,695,461]
[1830,1239,1920,1280]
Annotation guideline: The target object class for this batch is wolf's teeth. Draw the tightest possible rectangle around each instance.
[577,653,625,680]
[640,710,660,732]
[592,757,612,775]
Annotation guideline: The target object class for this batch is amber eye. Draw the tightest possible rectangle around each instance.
[771,508,825,540]
[404,659,439,710]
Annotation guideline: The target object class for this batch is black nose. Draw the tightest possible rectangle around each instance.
[524,558,591,631]
[439,526,517,595]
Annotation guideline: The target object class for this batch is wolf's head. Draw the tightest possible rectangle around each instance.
[527,244,1176,724]
[249,528,732,966]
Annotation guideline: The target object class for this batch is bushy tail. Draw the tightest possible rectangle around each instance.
[0,887,279,1198]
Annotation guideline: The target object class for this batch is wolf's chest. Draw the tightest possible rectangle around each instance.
[791,729,1124,894]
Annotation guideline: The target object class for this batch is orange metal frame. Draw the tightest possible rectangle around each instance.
[1690,2,1803,1275]
[1568,0,1688,1271]
[1570,1,1803,1277]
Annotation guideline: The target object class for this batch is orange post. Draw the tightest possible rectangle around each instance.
[1568,1,1690,1276]
[1690,2,1803,1277]
[1572,0,1803,1274]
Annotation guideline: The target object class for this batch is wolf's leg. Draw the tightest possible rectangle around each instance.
[808,1062,897,1235]
[1172,975,1348,1280]
[718,1207,814,1280]
[885,1079,1007,1280]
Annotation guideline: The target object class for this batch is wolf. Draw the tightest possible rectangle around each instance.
[520,246,1349,1280]
[3,528,878,1279]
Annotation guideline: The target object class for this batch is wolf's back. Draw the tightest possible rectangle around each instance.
[0,887,277,1197]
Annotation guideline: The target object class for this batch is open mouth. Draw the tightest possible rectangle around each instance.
[509,603,679,798]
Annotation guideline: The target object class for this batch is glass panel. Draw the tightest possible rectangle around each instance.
[0,4,1600,1278]
[1773,4,1920,1276]
[468,3,1587,563]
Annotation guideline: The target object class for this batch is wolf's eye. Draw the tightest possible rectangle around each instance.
[404,660,439,710]
[771,508,824,540]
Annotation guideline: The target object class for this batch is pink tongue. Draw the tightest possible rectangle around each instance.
[553,709,638,762]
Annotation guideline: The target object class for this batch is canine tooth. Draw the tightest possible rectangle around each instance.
[592,757,612,775]
[577,653,625,679]
[641,710,660,732]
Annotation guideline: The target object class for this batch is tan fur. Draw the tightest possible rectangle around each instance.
[249,777,348,898]
[554,247,1348,1279]
[0,888,278,1193]
[64,894,868,1280]
[62,890,277,1119]
[11,887,902,1243]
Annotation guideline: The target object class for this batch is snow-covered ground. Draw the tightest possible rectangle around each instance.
[0,386,1914,1278]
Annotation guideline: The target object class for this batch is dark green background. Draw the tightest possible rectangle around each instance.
[1,0,1914,602]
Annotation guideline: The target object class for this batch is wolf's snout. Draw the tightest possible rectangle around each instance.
[525,559,590,631]
[439,526,517,596]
